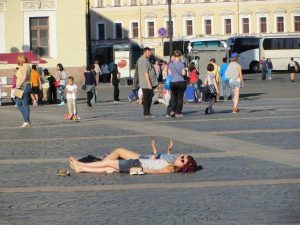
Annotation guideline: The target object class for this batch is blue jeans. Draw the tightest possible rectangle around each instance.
[267,69,272,79]
[222,80,233,100]
[16,83,31,123]
[58,85,65,102]
[191,82,200,100]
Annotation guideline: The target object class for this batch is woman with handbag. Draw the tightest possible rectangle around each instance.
[55,63,67,106]
[15,55,32,128]
[204,63,219,115]
[168,50,187,118]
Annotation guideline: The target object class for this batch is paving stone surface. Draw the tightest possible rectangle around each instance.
[0,72,300,225]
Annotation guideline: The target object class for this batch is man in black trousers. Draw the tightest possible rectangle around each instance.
[137,47,155,117]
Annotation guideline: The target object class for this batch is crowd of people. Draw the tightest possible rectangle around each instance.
[11,52,298,128]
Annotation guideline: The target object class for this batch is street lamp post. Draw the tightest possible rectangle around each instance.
[86,0,92,65]
[167,0,172,56]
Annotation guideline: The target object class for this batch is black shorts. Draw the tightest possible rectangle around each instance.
[289,66,296,73]
[118,159,141,173]
[31,86,40,94]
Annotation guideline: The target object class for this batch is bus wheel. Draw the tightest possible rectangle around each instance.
[250,61,260,73]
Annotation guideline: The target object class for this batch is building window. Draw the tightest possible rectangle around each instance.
[96,0,103,7]
[148,21,154,37]
[30,17,49,57]
[145,0,153,5]
[186,20,193,36]
[185,0,192,3]
[224,18,231,34]
[276,16,284,32]
[242,18,249,34]
[204,19,212,35]
[114,0,121,6]
[259,17,267,33]
[132,22,139,38]
[295,16,300,32]
[167,20,173,37]
[115,23,122,39]
[98,23,105,40]
[131,0,137,5]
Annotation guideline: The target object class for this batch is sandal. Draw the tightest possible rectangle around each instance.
[57,169,70,176]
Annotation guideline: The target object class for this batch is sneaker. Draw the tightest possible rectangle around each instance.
[198,99,202,103]
[114,100,120,103]
[175,114,183,118]
[205,107,209,115]
[58,102,65,106]
[165,114,171,118]
[144,114,156,118]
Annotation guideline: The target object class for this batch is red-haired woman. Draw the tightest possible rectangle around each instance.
[69,147,198,174]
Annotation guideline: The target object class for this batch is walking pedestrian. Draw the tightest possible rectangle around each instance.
[15,54,31,128]
[266,58,273,80]
[260,57,267,80]
[219,57,232,100]
[137,47,155,117]
[55,63,67,106]
[168,50,187,118]
[210,58,220,101]
[288,58,298,82]
[110,64,121,103]
[187,62,201,103]
[84,65,97,107]
[204,63,219,114]
[30,65,42,107]
[101,62,110,83]
[94,60,101,84]
[225,53,244,113]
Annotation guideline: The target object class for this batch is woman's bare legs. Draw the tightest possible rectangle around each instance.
[290,72,295,81]
[69,157,119,173]
[103,148,140,161]
[233,87,240,109]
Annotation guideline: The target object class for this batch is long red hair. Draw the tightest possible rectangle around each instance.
[174,155,198,173]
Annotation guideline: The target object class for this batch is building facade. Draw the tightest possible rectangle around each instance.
[90,0,300,60]
[0,0,87,80]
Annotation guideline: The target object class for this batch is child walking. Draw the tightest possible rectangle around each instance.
[205,63,219,114]
[65,76,79,120]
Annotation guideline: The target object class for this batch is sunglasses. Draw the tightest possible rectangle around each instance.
[181,155,185,163]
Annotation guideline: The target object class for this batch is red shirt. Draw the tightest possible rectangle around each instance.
[188,68,198,83]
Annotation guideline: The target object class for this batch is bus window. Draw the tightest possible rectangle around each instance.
[263,38,300,50]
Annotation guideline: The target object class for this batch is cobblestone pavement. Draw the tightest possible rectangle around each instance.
[0,72,300,225]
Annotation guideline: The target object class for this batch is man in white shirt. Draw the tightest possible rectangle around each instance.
[101,63,110,83]
[94,60,101,84]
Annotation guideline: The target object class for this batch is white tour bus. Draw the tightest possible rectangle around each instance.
[260,35,300,71]
[227,35,300,72]
[226,36,261,72]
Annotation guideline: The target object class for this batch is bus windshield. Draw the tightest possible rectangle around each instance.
[191,40,221,48]
[231,37,260,54]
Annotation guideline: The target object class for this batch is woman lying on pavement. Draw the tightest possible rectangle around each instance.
[69,140,198,174]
